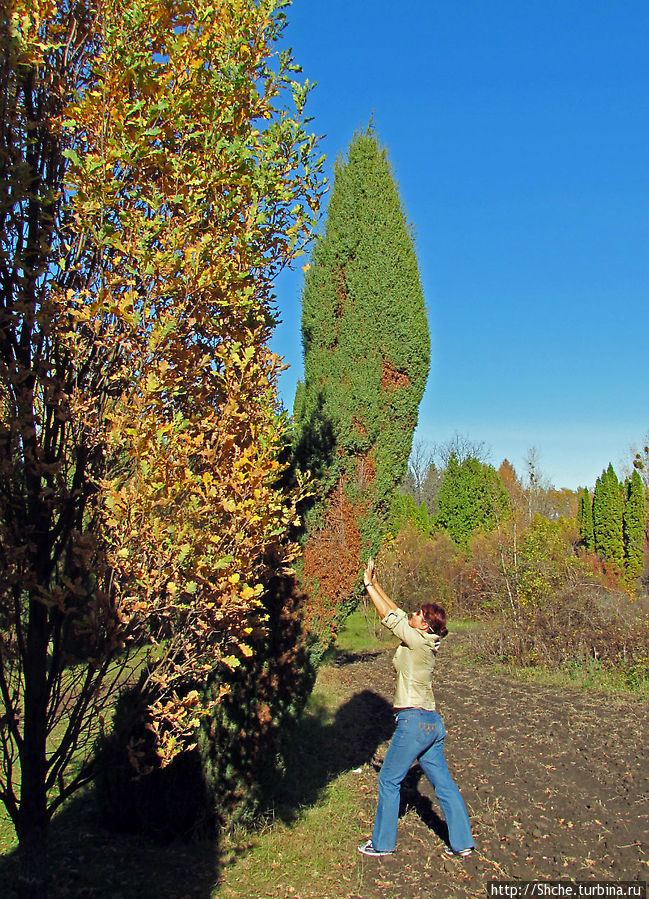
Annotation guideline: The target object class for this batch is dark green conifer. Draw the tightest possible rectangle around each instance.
[623,469,645,579]
[592,464,625,565]
[577,487,595,551]
[293,126,429,641]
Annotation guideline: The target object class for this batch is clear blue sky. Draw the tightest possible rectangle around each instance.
[269,0,649,491]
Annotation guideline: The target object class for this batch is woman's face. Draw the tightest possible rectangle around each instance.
[409,609,429,631]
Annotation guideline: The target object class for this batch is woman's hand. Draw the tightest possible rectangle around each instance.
[363,557,375,588]
[363,557,398,615]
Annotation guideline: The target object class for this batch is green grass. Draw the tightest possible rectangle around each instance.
[214,620,390,899]
[331,603,390,654]
[499,658,649,700]
[446,617,485,632]
[216,758,366,898]
[0,805,15,853]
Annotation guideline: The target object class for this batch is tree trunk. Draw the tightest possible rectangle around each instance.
[17,818,48,899]
[17,597,51,899]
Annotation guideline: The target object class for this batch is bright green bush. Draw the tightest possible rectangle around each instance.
[386,492,430,538]
[435,454,509,548]
[517,515,582,607]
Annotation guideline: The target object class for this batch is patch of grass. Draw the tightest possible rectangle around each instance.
[332,604,389,654]
[0,784,223,899]
[447,618,484,633]
[0,805,15,853]
[213,640,394,898]
[216,770,365,899]
[213,654,387,899]
[0,643,385,898]
[501,659,649,700]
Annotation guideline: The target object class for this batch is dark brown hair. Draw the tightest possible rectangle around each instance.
[420,602,448,638]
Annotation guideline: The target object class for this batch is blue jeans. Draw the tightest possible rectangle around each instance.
[371,708,475,853]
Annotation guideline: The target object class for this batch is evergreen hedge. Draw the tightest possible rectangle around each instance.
[577,487,595,551]
[623,469,645,579]
[585,464,645,583]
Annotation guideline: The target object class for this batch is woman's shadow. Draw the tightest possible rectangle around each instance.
[269,679,448,845]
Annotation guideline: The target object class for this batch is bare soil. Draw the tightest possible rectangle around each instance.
[321,629,649,898]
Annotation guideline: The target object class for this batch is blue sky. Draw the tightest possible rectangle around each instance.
[269,0,649,490]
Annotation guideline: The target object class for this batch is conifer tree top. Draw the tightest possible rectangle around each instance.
[295,125,429,489]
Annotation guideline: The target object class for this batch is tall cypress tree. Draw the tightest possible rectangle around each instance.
[592,464,625,565]
[293,126,429,643]
[577,487,595,551]
[623,469,645,579]
[592,474,603,554]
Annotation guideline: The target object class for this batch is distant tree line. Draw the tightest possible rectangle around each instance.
[393,442,647,589]
[377,443,649,688]
[391,439,581,550]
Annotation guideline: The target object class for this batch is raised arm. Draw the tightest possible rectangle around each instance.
[363,558,398,617]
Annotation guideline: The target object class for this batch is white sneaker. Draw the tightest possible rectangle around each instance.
[443,846,475,858]
[358,840,395,857]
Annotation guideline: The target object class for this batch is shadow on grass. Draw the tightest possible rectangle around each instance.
[0,687,447,897]
[328,649,384,667]
[0,689,391,899]
[267,688,395,822]
[267,685,450,847]
[0,786,222,899]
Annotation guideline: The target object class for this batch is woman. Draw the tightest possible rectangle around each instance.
[358,558,475,859]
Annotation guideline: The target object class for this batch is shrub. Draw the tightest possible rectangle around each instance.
[377,527,462,615]
[95,574,315,839]
[468,585,649,680]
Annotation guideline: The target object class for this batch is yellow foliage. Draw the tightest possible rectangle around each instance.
[1,0,323,772]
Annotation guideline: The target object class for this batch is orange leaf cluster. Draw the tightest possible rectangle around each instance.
[56,0,324,760]
[302,474,364,641]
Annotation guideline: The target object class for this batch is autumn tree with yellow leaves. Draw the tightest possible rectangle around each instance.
[0,0,324,893]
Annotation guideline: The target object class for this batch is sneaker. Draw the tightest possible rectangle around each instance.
[358,840,395,857]
[443,846,475,858]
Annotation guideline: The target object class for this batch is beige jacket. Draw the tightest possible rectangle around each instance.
[381,608,441,710]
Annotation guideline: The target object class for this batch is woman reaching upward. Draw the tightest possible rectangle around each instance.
[358,558,475,859]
